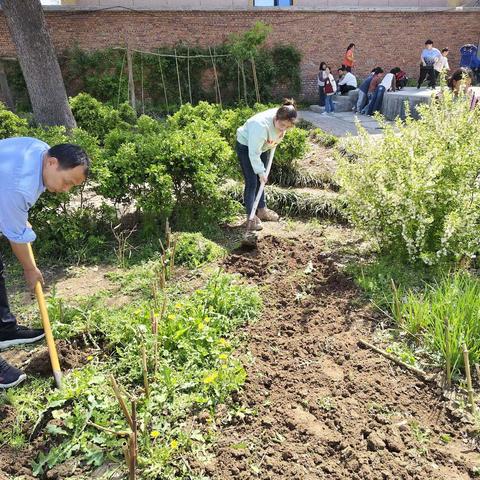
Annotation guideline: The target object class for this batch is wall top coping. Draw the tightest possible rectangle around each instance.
[4,6,478,13]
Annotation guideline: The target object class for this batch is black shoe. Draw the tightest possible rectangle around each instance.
[0,357,26,388]
[0,324,45,349]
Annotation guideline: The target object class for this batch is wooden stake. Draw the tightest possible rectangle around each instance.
[462,344,475,414]
[358,339,431,381]
[445,318,452,388]
[117,51,126,107]
[251,56,260,103]
[170,237,177,273]
[158,55,169,115]
[141,344,150,398]
[109,375,134,430]
[187,47,192,104]
[209,46,222,108]
[151,310,159,375]
[126,44,136,111]
[140,52,145,115]
[174,48,183,105]
[130,400,138,480]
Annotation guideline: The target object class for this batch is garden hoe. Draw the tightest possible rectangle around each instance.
[241,149,274,250]
[27,243,62,389]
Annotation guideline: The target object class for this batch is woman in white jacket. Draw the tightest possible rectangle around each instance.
[322,66,337,115]
[317,62,328,107]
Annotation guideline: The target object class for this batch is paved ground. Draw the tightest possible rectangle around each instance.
[299,110,385,137]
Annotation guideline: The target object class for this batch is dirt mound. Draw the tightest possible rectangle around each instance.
[210,235,479,479]
[24,338,89,377]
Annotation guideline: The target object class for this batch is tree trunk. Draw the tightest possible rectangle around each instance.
[0,60,14,111]
[0,0,76,128]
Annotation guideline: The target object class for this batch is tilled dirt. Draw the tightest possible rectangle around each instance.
[209,235,480,480]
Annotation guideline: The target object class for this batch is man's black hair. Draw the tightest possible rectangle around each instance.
[338,66,347,72]
[425,39,434,45]
[48,144,90,176]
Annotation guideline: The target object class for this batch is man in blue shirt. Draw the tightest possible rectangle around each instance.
[417,39,441,89]
[0,137,89,388]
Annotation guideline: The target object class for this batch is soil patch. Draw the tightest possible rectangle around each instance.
[209,235,480,479]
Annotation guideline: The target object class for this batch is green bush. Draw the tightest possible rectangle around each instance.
[275,127,309,166]
[174,232,226,268]
[70,93,133,141]
[310,127,338,148]
[0,102,28,138]
[337,92,480,265]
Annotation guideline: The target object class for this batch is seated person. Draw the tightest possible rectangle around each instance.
[361,69,384,114]
[337,67,357,95]
[392,67,408,90]
[366,68,397,116]
[355,67,382,113]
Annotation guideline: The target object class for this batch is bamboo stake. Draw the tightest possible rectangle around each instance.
[462,344,475,414]
[209,46,222,108]
[109,375,134,430]
[445,318,452,388]
[241,61,248,104]
[151,310,159,375]
[126,44,136,111]
[141,344,150,398]
[130,400,138,480]
[174,48,183,105]
[213,47,222,108]
[117,51,127,107]
[237,60,241,104]
[475,363,480,382]
[165,219,171,250]
[140,53,145,115]
[170,237,177,273]
[158,56,169,115]
[358,339,431,381]
[187,47,192,104]
[251,56,260,103]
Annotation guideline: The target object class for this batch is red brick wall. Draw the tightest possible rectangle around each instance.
[0,9,478,101]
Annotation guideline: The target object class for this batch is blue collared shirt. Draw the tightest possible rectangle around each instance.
[0,137,49,243]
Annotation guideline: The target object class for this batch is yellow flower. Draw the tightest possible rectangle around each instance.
[203,372,218,384]
[175,303,182,309]
[197,322,205,332]
[218,338,229,347]
[86,355,94,361]
[150,430,160,439]
[167,314,175,321]
[219,353,228,361]
[204,316,211,323]
[170,439,179,449]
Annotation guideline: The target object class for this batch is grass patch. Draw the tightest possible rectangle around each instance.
[226,183,346,221]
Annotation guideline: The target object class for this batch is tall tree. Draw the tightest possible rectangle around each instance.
[0,0,76,127]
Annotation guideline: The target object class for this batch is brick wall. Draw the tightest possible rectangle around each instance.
[0,9,478,101]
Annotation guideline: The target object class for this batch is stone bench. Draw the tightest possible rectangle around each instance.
[310,89,359,113]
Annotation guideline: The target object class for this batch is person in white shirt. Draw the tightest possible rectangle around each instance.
[337,67,357,95]
[366,68,397,115]
[434,48,450,82]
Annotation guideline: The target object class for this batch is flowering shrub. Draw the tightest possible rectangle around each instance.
[337,91,480,265]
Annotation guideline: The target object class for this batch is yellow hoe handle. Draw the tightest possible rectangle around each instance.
[27,243,62,389]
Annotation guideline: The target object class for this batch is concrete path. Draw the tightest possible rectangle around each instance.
[299,109,385,137]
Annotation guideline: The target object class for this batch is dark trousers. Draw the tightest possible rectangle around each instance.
[367,85,386,115]
[236,141,268,216]
[318,85,325,107]
[0,253,15,326]
[339,84,356,96]
[418,65,436,88]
